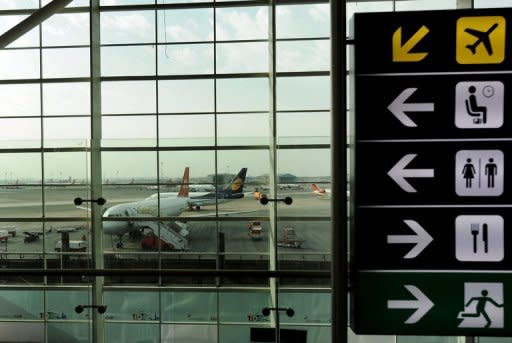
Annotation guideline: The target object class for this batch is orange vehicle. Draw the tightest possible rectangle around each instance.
[277,227,304,248]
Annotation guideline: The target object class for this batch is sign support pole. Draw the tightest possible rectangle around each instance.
[331,0,347,342]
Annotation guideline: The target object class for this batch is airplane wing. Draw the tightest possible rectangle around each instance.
[464,27,483,38]
[482,36,493,55]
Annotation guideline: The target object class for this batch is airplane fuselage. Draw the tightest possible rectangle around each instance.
[103,197,189,236]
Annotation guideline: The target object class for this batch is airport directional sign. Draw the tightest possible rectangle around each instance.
[353,272,512,336]
[353,8,512,335]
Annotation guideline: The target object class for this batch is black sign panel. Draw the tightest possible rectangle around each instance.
[356,141,512,206]
[355,9,512,73]
[355,208,512,270]
[356,75,512,140]
[353,8,512,335]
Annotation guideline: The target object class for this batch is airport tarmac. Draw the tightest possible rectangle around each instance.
[0,186,332,262]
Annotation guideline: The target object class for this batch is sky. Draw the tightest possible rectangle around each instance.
[0,1,331,180]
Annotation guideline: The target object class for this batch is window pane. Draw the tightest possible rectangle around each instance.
[0,15,39,48]
[219,292,271,323]
[0,84,40,116]
[43,48,90,78]
[159,80,214,113]
[277,4,329,39]
[157,9,213,43]
[0,118,40,148]
[158,44,213,75]
[102,81,156,114]
[43,117,90,148]
[158,114,214,147]
[217,42,268,74]
[217,113,268,146]
[105,323,158,343]
[43,83,90,116]
[162,324,217,342]
[216,7,268,41]
[101,11,155,44]
[217,78,268,112]
[277,40,329,72]
[0,0,38,9]
[102,115,156,147]
[0,49,39,80]
[102,46,155,77]
[104,291,158,320]
[102,151,157,184]
[277,76,330,111]
[162,291,216,321]
[42,13,90,46]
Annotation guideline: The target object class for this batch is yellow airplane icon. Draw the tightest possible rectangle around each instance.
[456,16,506,64]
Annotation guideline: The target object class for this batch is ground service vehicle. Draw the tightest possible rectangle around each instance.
[277,227,304,248]
[248,221,263,241]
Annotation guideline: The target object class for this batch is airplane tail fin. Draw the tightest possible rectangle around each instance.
[223,168,248,195]
[177,167,190,198]
[466,44,477,55]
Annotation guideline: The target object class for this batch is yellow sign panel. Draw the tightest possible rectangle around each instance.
[456,16,506,64]
[392,26,430,62]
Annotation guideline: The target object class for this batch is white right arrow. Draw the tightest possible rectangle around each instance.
[388,88,435,127]
[388,285,434,324]
[388,154,434,193]
[387,220,433,259]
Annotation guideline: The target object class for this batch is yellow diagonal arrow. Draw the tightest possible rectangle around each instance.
[392,25,430,62]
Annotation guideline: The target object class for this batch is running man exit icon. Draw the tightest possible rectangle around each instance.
[456,16,506,64]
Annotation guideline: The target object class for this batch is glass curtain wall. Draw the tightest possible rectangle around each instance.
[0,0,331,342]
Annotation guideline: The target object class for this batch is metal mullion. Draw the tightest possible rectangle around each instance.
[154,0,163,285]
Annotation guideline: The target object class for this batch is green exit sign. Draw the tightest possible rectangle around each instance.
[352,272,512,335]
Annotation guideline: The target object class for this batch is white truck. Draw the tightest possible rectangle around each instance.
[55,240,87,252]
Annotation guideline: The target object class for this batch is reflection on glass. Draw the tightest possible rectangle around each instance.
[104,291,158,321]
[0,322,43,342]
[162,324,217,342]
[47,290,89,321]
[219,291,271,323]
[279,292,331,324]
[0,290,42,319]
[162,291,216,322]
[105,323,158,343]
[47,323,89,342]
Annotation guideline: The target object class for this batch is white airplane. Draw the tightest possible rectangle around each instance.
[146,168,248,211]
[311,183,331,196]
[102,167,190,249]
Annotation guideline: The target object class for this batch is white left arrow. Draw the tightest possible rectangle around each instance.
[387,220,433,259]
[387,285,434,324]
[387,88,435,127]
[388,154,434,193]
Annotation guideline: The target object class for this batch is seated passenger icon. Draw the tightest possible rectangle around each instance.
[465,85,487,124]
